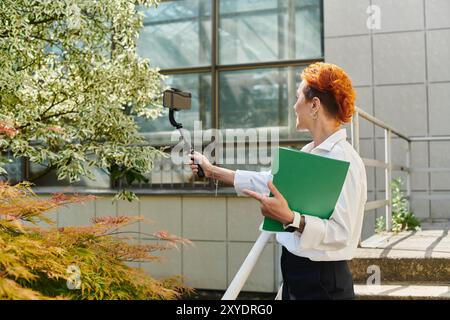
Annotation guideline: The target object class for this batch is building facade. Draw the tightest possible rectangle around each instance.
[12,0,450,293]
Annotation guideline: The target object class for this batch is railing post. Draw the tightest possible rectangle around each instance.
[351,111,360,153]
[352,111,361,245]
[350,113,355,146]
[222,232,272,300]
[384,129,392,231]
[274,244,283,291]
[406,141,411,211]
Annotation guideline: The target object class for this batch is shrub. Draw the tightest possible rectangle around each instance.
[375,178,421,234]
[0,181,193,300]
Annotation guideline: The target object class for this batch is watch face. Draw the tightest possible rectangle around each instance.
[285,226,297,233]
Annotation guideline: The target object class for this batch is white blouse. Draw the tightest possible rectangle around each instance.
[233,128,367,261]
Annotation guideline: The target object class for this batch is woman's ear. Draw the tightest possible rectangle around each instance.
[311,97,321,113]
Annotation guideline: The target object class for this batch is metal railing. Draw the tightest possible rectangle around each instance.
[222,106,450,300]
[350,107,410,231]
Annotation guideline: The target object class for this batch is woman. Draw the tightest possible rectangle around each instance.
[189,62,367,300]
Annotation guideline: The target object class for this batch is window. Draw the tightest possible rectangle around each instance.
[219,0,322,64]
[219,66,304,135]
[137,0,323,141]
[136,72,212,144]
[129,0,323,188]
[137,0,212,69]
[0,151,23,184]
[29,161,111,189]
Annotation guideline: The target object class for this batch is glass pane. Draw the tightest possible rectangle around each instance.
[1,152,23,184]
[296,0,323,59]
[220,0,280,13]
[218,144,276,173]
[219,0,322,64]
[219,66,304,139]
[29,160,111,188]
[137,0,211,69]
[136,73,212,133]
[141,1,212,23]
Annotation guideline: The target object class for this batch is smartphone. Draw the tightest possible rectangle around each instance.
[163,88,192,110]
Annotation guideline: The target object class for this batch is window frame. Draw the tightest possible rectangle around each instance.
[140,0,324,145]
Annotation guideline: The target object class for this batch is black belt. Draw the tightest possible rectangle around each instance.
[281,246,355,300]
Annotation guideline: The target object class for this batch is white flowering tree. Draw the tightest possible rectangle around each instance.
[0,0,168,200]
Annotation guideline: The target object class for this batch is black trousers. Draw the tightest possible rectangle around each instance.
[281,246,355,300]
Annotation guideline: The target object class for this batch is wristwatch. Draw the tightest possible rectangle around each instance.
[283,211,301,233]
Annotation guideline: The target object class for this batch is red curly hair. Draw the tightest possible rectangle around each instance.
[301,62,356,124]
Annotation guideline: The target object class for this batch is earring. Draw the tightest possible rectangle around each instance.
[311,112,318,120]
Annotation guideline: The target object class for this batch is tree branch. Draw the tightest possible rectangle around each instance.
[40,94,65,118]
[28,15,64,25]
[27,164,55,183]
[18,108,77,130]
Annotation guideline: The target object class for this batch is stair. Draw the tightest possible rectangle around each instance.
[355,284,450,300]
[350,230,450,300]
[420,219,450,230]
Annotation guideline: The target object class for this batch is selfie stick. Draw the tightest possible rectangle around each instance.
[167,92,205,178]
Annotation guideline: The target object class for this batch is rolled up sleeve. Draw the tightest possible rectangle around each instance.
[297,173,356,251]
[234,169,273,197]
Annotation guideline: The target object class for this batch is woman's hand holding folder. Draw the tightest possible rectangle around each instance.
[242,181,295,225]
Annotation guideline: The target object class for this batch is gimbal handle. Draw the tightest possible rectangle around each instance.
[168,108,205,178]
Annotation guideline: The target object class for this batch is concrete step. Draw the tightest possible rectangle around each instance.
[421,220,450,230]
[355,284,450,300]
[349,249,450,283]
[350,230,450,284]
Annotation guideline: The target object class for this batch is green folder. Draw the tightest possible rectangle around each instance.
[261,147,350,232]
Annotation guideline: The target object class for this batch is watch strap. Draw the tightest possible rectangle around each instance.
[283,211,301,232]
